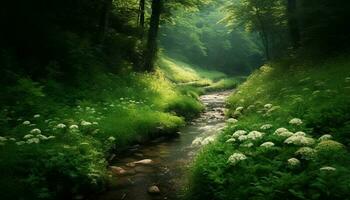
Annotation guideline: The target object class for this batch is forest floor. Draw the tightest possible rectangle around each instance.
[94,91,231,200]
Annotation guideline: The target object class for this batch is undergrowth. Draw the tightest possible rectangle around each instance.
[187,56,350,200]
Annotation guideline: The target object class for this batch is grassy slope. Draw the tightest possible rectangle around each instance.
[187,56,350,200]
[0,59,207,199]
[158,55,240,91]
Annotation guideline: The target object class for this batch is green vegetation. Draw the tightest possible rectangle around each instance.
[187,56,350,200]
[0,67,208,199]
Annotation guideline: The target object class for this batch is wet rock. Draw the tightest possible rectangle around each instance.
[110,166,127,175]
[133,159,153,165]
[148,185,160,194]
[126,162,136,167]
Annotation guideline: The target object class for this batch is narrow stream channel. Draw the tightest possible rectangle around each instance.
[95,91,231,200]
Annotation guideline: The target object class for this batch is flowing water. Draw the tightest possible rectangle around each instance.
[95,91,231,200]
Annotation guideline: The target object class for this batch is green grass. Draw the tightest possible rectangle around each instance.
[157,55,239,91]
[0,70,203,200]
[186,56,350,200]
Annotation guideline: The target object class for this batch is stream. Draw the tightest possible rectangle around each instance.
[95,91,231,200]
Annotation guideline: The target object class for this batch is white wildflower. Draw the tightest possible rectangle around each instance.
[16,141,26,145]
[288,158,300,167]
[0,136,7,142]
[264,104,273,109]
[23,121,31,125]
[260,124,273,130]
[23,134,34,139]
[47,136,56,139]
[9,138,16,141]
[226,138,236,143]
[227,153,247,166]
[284,135,315,146]
[318,134,333,141]
[108,136,116,142]
[226,118,238,124]
[26,138,40,144]
[56,123,66,129]
[241,142,254,148]
[33,114,40,118]
[192,137,203,146]
[37,134,48,140]
[81,120,92,126]
[289,118,303,126]
[30,128,41,134]
[295,147,317,160]
[260,142,275,148]
[294,131,306,136]
[235,107,244,112]
[274,128,289,135]
[232,130,247,138]
[238,135,248,141]
[320,166,336,172]
[247,131,264,140]
[69,125,79,129]
[202,136,216,145]
[92,122,99,125]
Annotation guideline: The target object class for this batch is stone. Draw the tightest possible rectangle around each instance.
[110,166,127,175]
[148,185,160,194]
[133,159,153,165]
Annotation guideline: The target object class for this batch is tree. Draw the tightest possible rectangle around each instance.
[286,0,300,49]
[98,0,114,44]
[144,0,163,71]
[138,0,146,28]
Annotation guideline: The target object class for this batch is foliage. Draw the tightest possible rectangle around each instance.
[186,56,350,200]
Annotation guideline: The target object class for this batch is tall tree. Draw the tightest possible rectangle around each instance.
[286,0,300,48]
[138,0,146,28]
[144,0,163,71]
[98,0,113,44]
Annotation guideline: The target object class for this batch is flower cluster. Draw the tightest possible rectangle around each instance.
[274,128,294,137]
[295,147,317,160]
[227,153,247,166]
[260,124,273,130]
[289,118,303,126]
[260,142,275,148]
[246,131,264,140]
[226,118,238,124]
[318,134,332,141]
[284,134,315,146]
[288,158,300,167]
[232,130,247,138]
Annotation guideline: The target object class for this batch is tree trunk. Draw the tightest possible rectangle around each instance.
[98,0,113,44]
[138,0,145,28]
[255,11,270,60]
[144,0,162,71]
[287,0,301,49]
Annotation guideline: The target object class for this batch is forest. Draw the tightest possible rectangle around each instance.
[0,0,350,199]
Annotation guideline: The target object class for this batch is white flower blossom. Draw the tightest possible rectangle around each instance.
[108,136,116,142]
[294,131,306,136]
[235,107,244,112]
[37,134,48,140]
[318,134,333,141]
[295,147,317,160]
[226,138,236,143]
[33,114,40,118]
[232,130,247,138]
[81,120,92,126]
[16,141,26,145]
[56,123,66,129]
[23,134,34,139]
[226,118,238,124]
[288,158,300,167]
[47,136,56,139]
[23,121,31,125]
[260,124,273,130]
[0,136,7,142]
[320,166,336,172]
[241,142,254,148]
[247,131,264,140]
[238,135,248,141]
[284,135,315,146]
[30,128,41,134]
[264,104,273,109]
[289,118,303,125]
[260,142,275,147]
[227,153,247,166]
[274,128,289,134]
[69,125,79,129]
[26,138,40,144]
